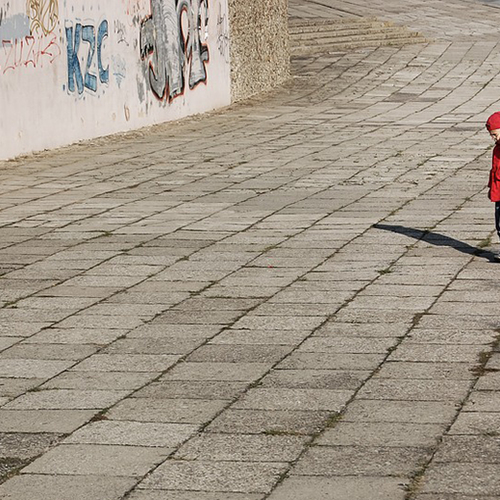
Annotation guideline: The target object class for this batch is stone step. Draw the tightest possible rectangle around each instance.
[291,36,427,56]
[289,17,427,55]
[289,19,392,34]
[291,25,414,42]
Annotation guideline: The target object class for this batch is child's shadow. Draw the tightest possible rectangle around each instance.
[373,224,498,262]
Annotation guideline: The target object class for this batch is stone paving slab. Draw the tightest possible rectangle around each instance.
[0,475,137,500]
[1,0,500,497]
[268,476,406,500]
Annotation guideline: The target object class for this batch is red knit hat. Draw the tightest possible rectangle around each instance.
[486,112,500,131]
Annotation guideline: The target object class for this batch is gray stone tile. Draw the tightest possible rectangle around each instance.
[388,343,482,363]
[3,389,129,410]
[0,359,73,379]
[0,378,45,397]
[153,310,241,325]
[449,411,500,435]
[260,369,369,390]
[101,337,204,355]
[133,380,249,400]
[174,433,308,462]
[356,378,470,402]
[139,460,288,493]
[72,354,180,372]
[56,314,145,330]
[107,398,227,424]
[232,316,324,331]
[23,328,128,345]
[317,422,445,447]
[342,400,458,424]
[313,322,409,338]
[160,362,272,381]
[278,353,384,371]
[0,322,50,338]
[24,443,172,476]
[297,337,397,354]
[206,409,330,435]
[0,474,137,500]
[475,371,500,391]
[373,361,474,380]
[0,432,62,459]
[421,463,500,495]
[127,324,223,340]
[433,435,500,463]
[1,343,100,361]
[232,388,353,412]
[414,495,499,500]
[65,420,197,447]
[41,371,157,390]
[407,328,496,345]
[267,476,406,500]
[210,329,310,345]
[463,391,500,412]
[0,410,96,433]
[292,445,430,476]
[186,345,293,364]
[128,492,264,500]
[0,337,23,352]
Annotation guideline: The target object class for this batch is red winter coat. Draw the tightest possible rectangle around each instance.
[489,144,500,202]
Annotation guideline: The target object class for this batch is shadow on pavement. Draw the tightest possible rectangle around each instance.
[373,223,498,262]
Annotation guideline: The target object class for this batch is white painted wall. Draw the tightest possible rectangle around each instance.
[0,0,231,160]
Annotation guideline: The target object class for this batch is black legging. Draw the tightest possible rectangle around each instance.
[496,202,500,240]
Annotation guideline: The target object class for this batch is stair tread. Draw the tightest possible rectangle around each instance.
[289,15,427,55]
[291,37,427,55]
[291,27,419,40]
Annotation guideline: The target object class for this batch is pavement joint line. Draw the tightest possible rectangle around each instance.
[116,143,494,497]
[403,332,500,499]
[3,3,500,495]
[257,153,495,498]
[0,95,444,321]
[324,44,496,126]
[0,107,478,491]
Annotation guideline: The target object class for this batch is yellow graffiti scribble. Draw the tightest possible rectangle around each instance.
[27,0,59,36]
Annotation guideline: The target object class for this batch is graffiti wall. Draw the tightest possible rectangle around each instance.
[0,0,231,159]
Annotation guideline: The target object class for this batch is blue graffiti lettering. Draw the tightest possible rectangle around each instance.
[66,20,110,95]
[97,20,109,84]
[66,23,84,94]
[82,25,97,92]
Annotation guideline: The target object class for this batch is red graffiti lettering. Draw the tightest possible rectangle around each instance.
[0,34,61,74]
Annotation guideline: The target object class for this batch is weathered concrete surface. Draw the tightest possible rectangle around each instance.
[229,0,290,101]
[1,0,500,498]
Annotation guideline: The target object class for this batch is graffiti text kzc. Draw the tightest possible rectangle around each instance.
[66,20,109,94]
[140,0,209,102]
[1,34,60,74]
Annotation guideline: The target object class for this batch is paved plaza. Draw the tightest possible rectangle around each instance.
[2,0,500,498]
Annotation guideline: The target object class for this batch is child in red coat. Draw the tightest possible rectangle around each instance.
[486,112,500,257]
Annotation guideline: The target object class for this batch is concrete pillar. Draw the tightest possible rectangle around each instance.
[228,0,290,102]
